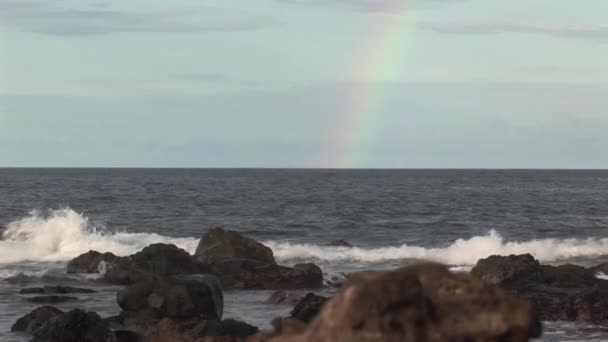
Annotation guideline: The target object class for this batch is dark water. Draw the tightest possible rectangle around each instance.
[1,168,608,341]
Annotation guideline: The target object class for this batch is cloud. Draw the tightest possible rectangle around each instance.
[0,0,278,36]
[420,19,608,42]
[276,0,466,13]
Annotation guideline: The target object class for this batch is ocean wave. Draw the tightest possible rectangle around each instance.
[265,231,608,266]
[0,208,199,263]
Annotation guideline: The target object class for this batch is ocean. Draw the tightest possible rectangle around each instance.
[1,168,608,341]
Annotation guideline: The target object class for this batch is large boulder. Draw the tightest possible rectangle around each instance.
[32,309,116,342]
[471,254,541,288]
[117,274,223,320]
[472,254,608,325]
[208,259,322,290]
[195,228,276,264]
[105,244,211,285]
[67,250,122,274]
[251,263,540,342]
[290,293,328,323]
[11,306,63,334]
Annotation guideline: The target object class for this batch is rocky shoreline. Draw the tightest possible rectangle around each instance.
[9,228,608,341]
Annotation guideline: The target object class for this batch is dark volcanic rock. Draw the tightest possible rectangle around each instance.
[67,250,122,274]
[251,263,540,342]
[266,291,304,305]
[105,243,211,285]
[221,319,259,338]
[473,254,608,325]
[325,240,353,248]
[209,259,323,290]
[20,285,97,294]
[32,309,116,342]
[117,274,223,320]
[290,293,328,323]
[195,227,276,264]
[11,306,63,334]
[27,295,79,304]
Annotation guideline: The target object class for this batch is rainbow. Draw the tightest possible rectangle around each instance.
[323,4,413,168]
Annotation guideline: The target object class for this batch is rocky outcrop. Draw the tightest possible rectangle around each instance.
[209,259,323,290]
[472,254,608,325]
[195,227,276,264]
[11,306,63,334]
[251,263,540,342]
[26,295,79,304]
[32,309,116,342]
[117,274,224,321]
[20,285,97,294]
[67,250,122,274]
[290,293,328,323]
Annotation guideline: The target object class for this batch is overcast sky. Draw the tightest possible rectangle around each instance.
[1,0,607,168]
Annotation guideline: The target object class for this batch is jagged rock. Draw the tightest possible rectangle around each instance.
[266,291,304,305]
[117,274,223,320]
[11,306,63,334]
[221,319,259,338]
[32,309,116,342]
[20,285,97,294]
[195,227,276,264]
[67,250,122,274]
[208,259,322,290]
[105,244,211,285]
[27,295,79,304]
[250,263,540,342]
[290,293,328,323]
[473,254,608,325]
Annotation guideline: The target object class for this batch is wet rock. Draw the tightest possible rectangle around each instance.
[221,319,259,338]
[27,295,79,304]
[20,285,97,294]
[32,309,116,342]
[114,330,145,342]
[325,240,353,248]
[195,227,276,264]
[248,318,307,342]
[290,293,328,323]
[251,263,540,342]
[117,274,223,320]
[209,259,323,290]
[266,291,304,305]
[11,306,64,334]
[105,244,211,285]
[67,250,122,274]
[473,254,608,325]
[471,253,541,287]
[590,262,608,275]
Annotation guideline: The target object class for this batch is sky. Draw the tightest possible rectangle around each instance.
[0,0,607,168]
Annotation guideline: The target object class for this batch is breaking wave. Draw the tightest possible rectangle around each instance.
[0,208,199,263]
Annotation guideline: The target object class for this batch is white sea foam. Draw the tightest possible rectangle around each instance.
[265,230,608,266]
[0,208,199,264]
[596,272,608,280]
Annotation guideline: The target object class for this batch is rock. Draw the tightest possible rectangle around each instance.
[471,254,541,287]
[221,319,259,338]
[20,285,97,294]
[105,244,211,285]
[209,259,323,290]
[290,293,328,323]
[325,240,353,248]
[114,330,145,342]
[591,262,608,275]
[472,254,608,325]
[247,319,306,342]
[26,295,79,304]
[251,263,540,342]
[32,309,116,342]
[267,291,304,305]
[195,227,276,264]
[117,274,223,320]
[11,306,64,334]
[67,250,122,274]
